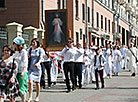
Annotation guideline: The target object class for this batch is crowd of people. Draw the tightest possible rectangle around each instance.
[0,37,138,102]
[59,38,138,92]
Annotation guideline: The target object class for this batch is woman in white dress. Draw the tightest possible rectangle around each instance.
[113,46,122,76]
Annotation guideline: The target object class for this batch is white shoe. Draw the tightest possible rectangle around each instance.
[109,76,112,79]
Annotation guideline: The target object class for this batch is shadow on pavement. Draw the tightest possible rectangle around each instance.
[114,75,131,77]
[40,90,67,93]
[105,87,138,89]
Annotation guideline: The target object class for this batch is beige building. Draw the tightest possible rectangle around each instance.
[0,0,138,49]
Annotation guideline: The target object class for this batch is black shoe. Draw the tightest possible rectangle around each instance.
[66,89,71,93]
[79,85,82,89]
[43,86,46,89]
[72,87,77,91]
[53,82,56,86]
[76,85,79,87]
[95,87,99,90]
[131,73,135,76]
[92,81,96,84]
[101,85,104,89]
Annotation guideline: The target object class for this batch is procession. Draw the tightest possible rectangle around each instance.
[1,0,138,102]
[0,36,138,102]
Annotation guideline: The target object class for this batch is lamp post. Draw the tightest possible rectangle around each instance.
[113,0,120,45]
[86,0,89,47]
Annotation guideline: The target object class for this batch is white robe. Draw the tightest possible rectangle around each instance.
[82,56,90,85]
[113,49,122,73]
[105,48,112,75]
[51,59,58,82]
[127,47,138,74]
[120,48,128,69]
[88,51,96,81]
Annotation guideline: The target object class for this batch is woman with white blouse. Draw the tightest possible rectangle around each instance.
[13,37,28,102]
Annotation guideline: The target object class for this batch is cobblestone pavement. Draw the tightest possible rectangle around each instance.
[5,69,138,102]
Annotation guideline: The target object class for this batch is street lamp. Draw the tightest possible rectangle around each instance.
[86,0,89,47]
[113,0,122,45]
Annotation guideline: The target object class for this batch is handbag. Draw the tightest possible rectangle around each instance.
[0,59,15,89]
[28,47,32,71]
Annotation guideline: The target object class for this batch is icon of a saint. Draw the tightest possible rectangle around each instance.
[52,14,63,43]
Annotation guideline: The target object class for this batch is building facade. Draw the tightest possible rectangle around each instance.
[0,0,138,49]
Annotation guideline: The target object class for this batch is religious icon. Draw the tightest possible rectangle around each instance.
[52,14,63,43]
[45,9,68,47]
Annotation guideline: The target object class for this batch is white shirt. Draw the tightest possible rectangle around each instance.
[60,47,77,62]
[94,54,106,70]
[85,49,91,55]
[13,49,28,73]
[44,52,51,62]
[88,51,96,65]
[40,48,45,62]
[113,49,122,61]
[105,48,112,56]
[120,47,128,58]
[75,47,84,62]
[127,47,138,67]
[83,55,90,67]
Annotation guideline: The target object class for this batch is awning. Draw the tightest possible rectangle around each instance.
[103,34,110,39]
[116,34,122,41]
[91,29,101,36]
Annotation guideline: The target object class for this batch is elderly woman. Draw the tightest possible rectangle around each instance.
[0,45,21,102]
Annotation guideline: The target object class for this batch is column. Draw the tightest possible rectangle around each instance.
[6,22,23,46]
[23,26,38,44]
[37,29,45,44]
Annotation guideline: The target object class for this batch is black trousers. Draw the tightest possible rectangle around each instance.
[63,62,75,90]
[95,69,104,88]
[40,62,46,87]
[74,62,83,88]
[43,61,52,87]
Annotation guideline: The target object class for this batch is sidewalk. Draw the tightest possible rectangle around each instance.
[5,69,138,102]
[39,69,138,102]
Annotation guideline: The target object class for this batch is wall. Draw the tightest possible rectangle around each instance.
[0,0,40,28]
[95,1,114,41]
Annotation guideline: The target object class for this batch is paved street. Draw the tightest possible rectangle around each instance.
[6,69,138,102]
[38,70,138,102]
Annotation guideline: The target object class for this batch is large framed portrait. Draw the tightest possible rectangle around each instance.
[45,9,68,49]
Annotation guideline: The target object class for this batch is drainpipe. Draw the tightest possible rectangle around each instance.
[86,0,89,47]
[92,0,95,46]
[113,0,116,44]
[117,0,120,45]
[92,0,94,28]
[41,0,45,26]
